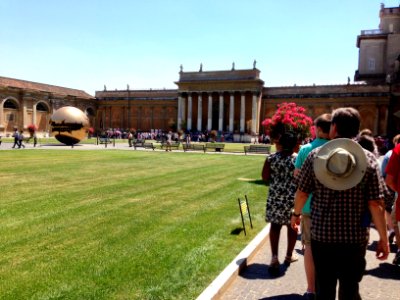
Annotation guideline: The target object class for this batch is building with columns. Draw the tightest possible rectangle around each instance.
[175,67,263,134]
[1,4,400,140]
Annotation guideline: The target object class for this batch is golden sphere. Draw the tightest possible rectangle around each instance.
[50,106,90,145]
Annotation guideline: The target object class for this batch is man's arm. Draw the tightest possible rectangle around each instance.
[369,199,389,260]
[290,189,309,231]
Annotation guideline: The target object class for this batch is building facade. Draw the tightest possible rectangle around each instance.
[1,4,399,139]
[0,77,96,136]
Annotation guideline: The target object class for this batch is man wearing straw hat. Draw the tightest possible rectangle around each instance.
[291,107,389,300]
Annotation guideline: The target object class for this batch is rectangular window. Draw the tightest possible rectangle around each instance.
[368,58,376,71]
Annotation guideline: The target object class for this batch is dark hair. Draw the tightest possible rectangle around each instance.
[279,131,298,153]
[357,134,378,157]
[314,113,331,134]
[331,107,360,138]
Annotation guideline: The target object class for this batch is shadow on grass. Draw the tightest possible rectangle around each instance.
[230,227,244,235]
[247,179,268,186]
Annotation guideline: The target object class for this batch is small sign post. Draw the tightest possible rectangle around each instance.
[238,195,253,236]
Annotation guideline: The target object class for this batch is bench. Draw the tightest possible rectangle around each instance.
[183,143,206,153]
[161,142,180,150]
[244,144,271,155]
[98,137,114,148]
[205,143,225,152]
[134,142,155,150]
[133,139,145,148]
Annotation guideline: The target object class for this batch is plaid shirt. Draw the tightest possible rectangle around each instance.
[296,147,385,243]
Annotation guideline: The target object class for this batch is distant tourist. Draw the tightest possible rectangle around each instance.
[18,130,25,149]
[166,131,172,152]
[11,129,19,148]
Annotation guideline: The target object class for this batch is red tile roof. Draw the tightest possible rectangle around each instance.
[0,76,94,99]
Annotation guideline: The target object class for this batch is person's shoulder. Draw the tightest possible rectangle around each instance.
[269,152,279,158]
[298,143,313,153]
[384,149,392,159]
[393,144,400,155]
[308,146,321,157]
[363,148,380,169]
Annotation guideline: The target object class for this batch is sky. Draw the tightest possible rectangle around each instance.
[1,0,399,96]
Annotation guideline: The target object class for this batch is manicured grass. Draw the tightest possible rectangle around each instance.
[0,150,268,299]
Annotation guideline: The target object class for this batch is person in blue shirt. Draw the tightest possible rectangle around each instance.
[293,113,331,300]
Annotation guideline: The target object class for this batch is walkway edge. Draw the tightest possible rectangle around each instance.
[196,223,271,300]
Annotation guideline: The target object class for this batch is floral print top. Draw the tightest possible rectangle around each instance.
[265,152,297,224]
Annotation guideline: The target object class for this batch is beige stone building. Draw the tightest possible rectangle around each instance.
[0,77,96,136]
[1,4,399,139]
[354,3,400,137]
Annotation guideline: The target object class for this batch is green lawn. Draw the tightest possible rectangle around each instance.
[0,150,268,299]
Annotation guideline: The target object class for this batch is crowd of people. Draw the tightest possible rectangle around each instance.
[8,128,37,148]
[262,107,400,300]
[100,128,258,145]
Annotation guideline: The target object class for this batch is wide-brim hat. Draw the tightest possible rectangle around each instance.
[314,138,367,191]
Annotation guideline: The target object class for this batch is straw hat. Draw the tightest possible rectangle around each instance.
[314,138,367,191]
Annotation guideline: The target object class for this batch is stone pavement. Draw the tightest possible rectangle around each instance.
[217,227,400,300]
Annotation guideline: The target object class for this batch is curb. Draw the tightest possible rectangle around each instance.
[196,223,271,300]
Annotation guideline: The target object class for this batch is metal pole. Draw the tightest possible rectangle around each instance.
[128,86,131,129]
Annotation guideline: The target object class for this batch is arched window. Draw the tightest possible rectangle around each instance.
[86,107,95,116]
[36,102,48,112]
[3,99,18,109]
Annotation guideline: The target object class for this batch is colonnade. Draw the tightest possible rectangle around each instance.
[177,91,261,134]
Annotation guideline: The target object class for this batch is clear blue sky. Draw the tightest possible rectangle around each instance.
[0,0,399,95]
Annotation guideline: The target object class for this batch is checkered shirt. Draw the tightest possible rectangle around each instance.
[296,147,385,243]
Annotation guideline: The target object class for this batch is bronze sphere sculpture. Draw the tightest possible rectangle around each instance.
[50,106,90,145]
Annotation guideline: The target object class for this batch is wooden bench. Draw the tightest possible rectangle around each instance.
[98,137,114,148]
[182,143,206,153]
[244,144,271,155]
[205,143,225,152]
[161,142,180,150]
[133,139,145,148]
[134,141,155,150]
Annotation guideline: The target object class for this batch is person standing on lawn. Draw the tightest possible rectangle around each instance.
[291,107,389,300]
[293,113,331,300]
